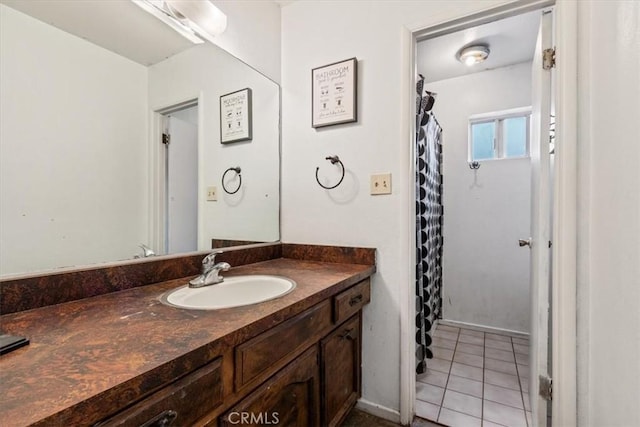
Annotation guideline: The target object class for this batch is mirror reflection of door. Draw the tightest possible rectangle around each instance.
[164,105,198,254]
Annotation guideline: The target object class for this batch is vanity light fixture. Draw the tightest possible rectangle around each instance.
[131,0,227,44]
[457,45,490,66]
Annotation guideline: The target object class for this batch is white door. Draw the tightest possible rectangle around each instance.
[166,106,198,254]
[528,10,553,427]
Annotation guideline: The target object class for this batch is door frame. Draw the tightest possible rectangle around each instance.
[400,1,577,425]
[148,95,203,255]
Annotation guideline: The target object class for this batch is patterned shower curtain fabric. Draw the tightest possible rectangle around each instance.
[415,75,443,374]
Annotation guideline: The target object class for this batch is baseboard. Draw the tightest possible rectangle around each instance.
[438,319,530,339]
[356,398,401,424]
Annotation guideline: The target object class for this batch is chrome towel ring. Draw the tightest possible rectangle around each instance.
[222,167,242,194]
[315,156,345,190]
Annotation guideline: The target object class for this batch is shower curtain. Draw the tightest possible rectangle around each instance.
[415,75,443,374]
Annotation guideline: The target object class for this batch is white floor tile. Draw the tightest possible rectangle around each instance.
[485,347,515,363]
[417,382,445,405]
[433,337,457,350]
[451,362,484,382]
[485,358,518,375]
[459,334,484,346]
[447,374,483,398]
[523,393,531,411]
[418,369,449,388]
[513,344,529,355]
[486,333,511,343]
[484,369,521,391]
[517,364,529,378]
[483,400,528,427]
[457,342,484,356]
[520,377,529,391]
[484,383,524,409]
[416,399,440,421]
[485,339,513,351]
[428,358,452,374]
[437,324,460,334]
[459,328,485,338]
[434,330,459,341]
[433,346,454,361]
[454,351,484,368]
[512,337,529,346]
[526,411,532,427]
[438,408,482,427]
[515,353,529,366]
[442,390,483,418]
[482,421,506,427]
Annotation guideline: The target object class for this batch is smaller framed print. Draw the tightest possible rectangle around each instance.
[220,88,252,143]
[312,57,357,128]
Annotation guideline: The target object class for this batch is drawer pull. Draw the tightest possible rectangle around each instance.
[339,328,355,340]
[349,295,363,306]
[140,410,178,427]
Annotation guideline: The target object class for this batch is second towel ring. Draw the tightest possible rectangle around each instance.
[315,156,345,190]
[222,167,242,194]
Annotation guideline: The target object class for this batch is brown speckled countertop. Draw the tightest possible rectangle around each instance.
[0,256,375,427]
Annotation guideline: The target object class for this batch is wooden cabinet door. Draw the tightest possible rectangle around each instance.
[219,346,320,427]
[321,315,361,427]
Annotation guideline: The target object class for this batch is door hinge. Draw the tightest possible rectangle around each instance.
[162,133,170,145]
[539,375,552,401]
[543,48,556,70]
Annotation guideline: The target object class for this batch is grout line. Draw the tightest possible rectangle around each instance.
[512,335,531,427]
[436,325,459,423]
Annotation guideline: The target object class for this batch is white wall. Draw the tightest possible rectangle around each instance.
[149,43,280,249]
[426,63,532,333]
[211,0,281,83]
[280,0,514,416]
[0,5,149,275]
[576,1,640,426]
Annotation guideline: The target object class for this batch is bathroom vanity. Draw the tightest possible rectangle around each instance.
[0,244,375,427]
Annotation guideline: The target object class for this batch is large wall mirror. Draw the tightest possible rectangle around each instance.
[0,1,280,277]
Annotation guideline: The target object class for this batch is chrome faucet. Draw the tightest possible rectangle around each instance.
[189,251,230,288]
[134,244,156,258]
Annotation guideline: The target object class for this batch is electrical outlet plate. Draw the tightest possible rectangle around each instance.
[370,173,392,195]
[206,186,217,201]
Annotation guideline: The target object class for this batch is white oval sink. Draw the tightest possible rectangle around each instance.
[161,275,296,310]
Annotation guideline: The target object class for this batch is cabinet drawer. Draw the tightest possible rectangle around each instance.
[235,300,332,390]
[333,279,370,323]
[96,358,223,427]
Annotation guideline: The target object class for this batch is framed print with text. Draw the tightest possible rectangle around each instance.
[220,88,252,143]
[312,58,357,128]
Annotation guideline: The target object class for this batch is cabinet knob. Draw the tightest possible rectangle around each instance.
[348,294,363,306]
[140,410,178,427]
[339,328,355,340]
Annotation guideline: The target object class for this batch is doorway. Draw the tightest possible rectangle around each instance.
[160,102,199,254]
[412,7,554,427]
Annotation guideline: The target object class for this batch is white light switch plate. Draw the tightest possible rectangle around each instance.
[206,186,218,201]
[370,173,392,195]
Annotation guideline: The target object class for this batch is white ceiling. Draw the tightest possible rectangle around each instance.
[273,0,296,7]
[417,10,541,83]
[1,0,194,66]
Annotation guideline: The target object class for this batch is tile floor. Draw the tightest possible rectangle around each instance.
[416,323,531,427]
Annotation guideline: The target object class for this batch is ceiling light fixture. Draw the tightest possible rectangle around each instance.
[457,45,490,66]
[131,0,227,45]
